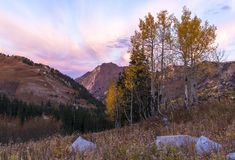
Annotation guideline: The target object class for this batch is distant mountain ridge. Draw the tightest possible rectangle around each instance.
[77,61,235,103]
[0,53,103,108]
[76,63,124,102]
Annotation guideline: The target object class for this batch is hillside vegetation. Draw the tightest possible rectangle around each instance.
[0,101,234,159]
[0,53,104,108]
[0,95,112,143]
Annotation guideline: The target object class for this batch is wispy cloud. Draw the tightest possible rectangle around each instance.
[106,37,130,49]
[221,4,231,10]
[0,0,234,78]
[0,8,102,77]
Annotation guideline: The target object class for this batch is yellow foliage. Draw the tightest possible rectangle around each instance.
[106,82,118,120]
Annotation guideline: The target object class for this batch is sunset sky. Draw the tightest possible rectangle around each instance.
[0,0,235,78]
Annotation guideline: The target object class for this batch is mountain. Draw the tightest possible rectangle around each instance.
[77,61,235,104]
[0,53,103,108]
[76,63,124,102]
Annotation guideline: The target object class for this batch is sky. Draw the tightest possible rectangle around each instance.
[0,0,235,78]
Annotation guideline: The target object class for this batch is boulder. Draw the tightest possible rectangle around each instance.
[70,136,96,153]
[195,136,221,154]
[156,135,198,149]
[227,152,235,160]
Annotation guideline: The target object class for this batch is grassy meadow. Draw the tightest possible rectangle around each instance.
[0,101,234,160]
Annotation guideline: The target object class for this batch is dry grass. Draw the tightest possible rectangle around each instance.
[0,101,235,160]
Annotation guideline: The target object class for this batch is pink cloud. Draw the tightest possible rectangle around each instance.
[0,9,131,77]
[0,10,104,77]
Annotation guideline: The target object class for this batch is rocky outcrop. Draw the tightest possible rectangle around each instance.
[195,136,222,154]
[70,136,96,153]
[156,135,222,155]
[227,152,235,160]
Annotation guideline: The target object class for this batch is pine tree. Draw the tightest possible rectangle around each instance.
[125,31,151,121]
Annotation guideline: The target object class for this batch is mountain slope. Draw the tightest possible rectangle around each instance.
[0,53,103,108]
[76,63,124,102]
[163,61,235,101]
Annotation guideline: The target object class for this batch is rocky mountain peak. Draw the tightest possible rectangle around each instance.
[76,63,124,103]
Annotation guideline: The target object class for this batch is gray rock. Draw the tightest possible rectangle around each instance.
[70,136,96,152]
[227,152,235,160]
[156,135,198,149]
[195,136,221,154]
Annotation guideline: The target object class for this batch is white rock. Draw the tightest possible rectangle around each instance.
[195,136,221,154]
[156,135,198,149]
[70,136,96,152]
[227,152,235,160]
